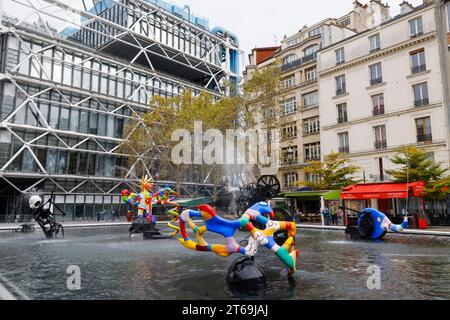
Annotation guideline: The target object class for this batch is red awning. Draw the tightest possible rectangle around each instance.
[340,182,425,200]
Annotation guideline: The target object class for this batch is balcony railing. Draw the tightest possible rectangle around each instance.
[372,105,385,116]
[414,98,430,108]
[305,154,321,161]
[337,115,348,124]
[336,60,345,66]
[411,64,427,74]
[370,77,383,86]
[417,134,433,143]
[410,31,424,39]
[370,47,381,53]
[335,87,346,96]
[338,146,349,153]
[374,140,387,150]
[281,53,317,73]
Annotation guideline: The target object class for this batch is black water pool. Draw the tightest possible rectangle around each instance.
[0,226,449,300]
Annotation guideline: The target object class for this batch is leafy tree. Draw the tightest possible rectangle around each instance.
[121,91,242,193]
[303,152,360,190]
[385,146,448,198]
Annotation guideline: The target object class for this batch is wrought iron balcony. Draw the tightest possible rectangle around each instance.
[338,146,349,154]
[337,115,348,124]
[410,31,424,39]
[370,47,381,54]
[372,105,385,116]
[370,77,383,86]
[411,65,427,74]
[417,134,433,143]
[281,53,317,73]
[414,98,430,108]
[335,87,346,96]
[374,140,387,150]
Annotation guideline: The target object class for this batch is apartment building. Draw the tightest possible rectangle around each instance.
[244,1,387,191]
[318,0,450,183]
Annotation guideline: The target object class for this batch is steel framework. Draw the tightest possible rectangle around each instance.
[0,0,240,217]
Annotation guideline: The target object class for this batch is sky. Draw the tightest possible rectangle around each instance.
[3,0,424,63]
[180,0,424,57]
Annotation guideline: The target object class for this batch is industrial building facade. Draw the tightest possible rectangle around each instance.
[0,0,240,222]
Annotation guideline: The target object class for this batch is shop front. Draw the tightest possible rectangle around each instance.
[340,182,428,229]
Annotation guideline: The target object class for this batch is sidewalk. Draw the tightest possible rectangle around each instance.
[296,223,450,237]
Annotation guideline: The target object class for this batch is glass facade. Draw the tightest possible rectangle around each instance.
[0,0,237,222]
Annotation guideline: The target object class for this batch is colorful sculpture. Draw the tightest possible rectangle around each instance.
[345,208,409,240]
[177,202,299,273]
[121,176,180,237]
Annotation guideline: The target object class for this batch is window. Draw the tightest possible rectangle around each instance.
[304,143,321,161]
[308,27,321,38]
[287,37,301,47]
[263,108,276,119]
[303,91,318,109]
[335,48,345,65]
[369,63,383,85]
[303,117,320,135]
[415,117,432,143]
[283,75,296,89]
[283,54,297,66]
[374,125,387,150]
[369,34,381,52]
[410,49,426,74]
[284,172,299,188]
[337,103,348,123]
[282,122,298,140]
[409,17,423,38]
[282,97,297,115]
[338,132,349,153]
[282,146,298,164]
[372,93,385,116]
[413,82,429,107]
[426,151,435,162]
[303,45,318,60]
[306,67,316,82]
[447,3,450,31]
[335,75,346,96]
[340,18,351,27]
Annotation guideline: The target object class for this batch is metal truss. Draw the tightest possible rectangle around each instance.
[0,0,234,199]
[9,0,240,94]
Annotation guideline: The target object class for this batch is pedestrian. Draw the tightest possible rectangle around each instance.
[294,208,302,223]
[331,206,338,225]
[322,207,330,225]
[111,208,116,222]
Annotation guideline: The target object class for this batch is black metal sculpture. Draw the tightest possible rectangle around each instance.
[29,193,64,239]
[236,176,281,215]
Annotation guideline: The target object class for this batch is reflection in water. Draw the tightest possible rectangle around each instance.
[0,227,449,300]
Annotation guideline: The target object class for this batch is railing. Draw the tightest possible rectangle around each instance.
[338,146,349,153]
[281,53,317,73]
[417,134,433,143]
[335,87,346,96]
[370,77,383,86]
[374,140,387,150]
[414,98,430,108]
[372,105,385,116]
[410,31,424,39]
[370,47,381,53]
[337,115,348,124]
[304,155,320,162]
[411,65,427,74]
[336,60,345,66]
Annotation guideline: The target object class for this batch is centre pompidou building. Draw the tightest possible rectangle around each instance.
[0,0,240,221]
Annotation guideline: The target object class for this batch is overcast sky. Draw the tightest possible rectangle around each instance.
[181,0,424,55]
[3,0,424,62]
